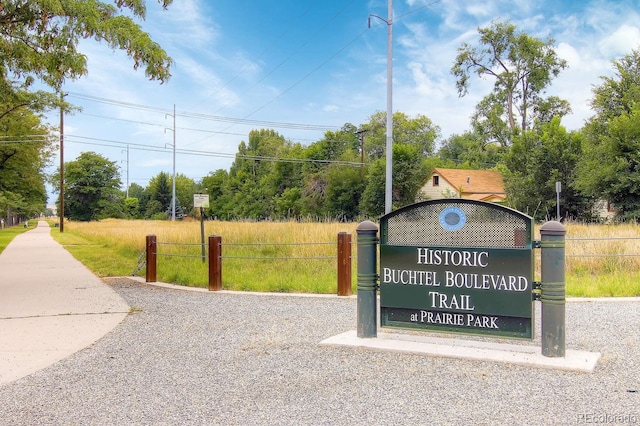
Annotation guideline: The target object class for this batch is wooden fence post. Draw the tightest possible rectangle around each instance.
[209,235,222,291]
[146,234,157,283]
[337,232,352,296]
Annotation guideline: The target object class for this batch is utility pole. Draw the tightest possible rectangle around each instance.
[165,105,177,221]
[369,0,393,214]
[355,128,368,167]
[171,104,176,221]
[59,92,65,232]
[122,145,130,198]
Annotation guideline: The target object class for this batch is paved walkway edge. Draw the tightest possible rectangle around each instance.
[320,330,601,373]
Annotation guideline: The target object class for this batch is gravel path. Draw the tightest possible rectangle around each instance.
[0,278,638,425]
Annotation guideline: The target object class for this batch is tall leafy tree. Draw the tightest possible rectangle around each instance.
[0,104,53,221]
[224,129,290,219]
[60,152,122,221]
[576,48,640,221]
[146,172,172,216]
[452,20,569,146]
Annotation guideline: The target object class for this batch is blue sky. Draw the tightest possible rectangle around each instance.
[46,0,640,197]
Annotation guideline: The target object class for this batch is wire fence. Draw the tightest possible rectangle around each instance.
[155,241,206,259]
[144,233,355,295]
[142,232,640,294]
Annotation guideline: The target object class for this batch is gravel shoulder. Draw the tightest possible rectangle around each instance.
[0,278,638,425]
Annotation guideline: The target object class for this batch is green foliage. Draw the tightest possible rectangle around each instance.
[147,172,172,214]
[503,118,587,220]
[576,49,640,221]
[452,19,568,145]
[363,111,439,159]
[0,0,173,92]
[128,182,149,214]
[60,151,122,221]
[578,105,640,220]
[438,132,504,168]
[124,197,140,218]
[324,165,365,221]
[359,159,385,217]
[0,105,52,220]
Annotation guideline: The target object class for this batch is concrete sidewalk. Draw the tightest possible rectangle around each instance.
[0,221,129,385]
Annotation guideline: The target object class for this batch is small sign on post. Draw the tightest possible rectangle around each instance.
[194,194,210,263]
[194,194,210,209]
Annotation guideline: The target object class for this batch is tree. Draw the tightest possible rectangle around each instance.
[0,0,173,93]
[363,111,439,159]
[590,48,640,122]
[324,165,365,221]
[576,48,640,221]
[0,104,53,222]
[171,174,198,216]
[60,152,122,221]
[438,132,503,168]
[359,112,440,216]
[201,169,234,219]
[127,182,149,215]
[452,20,568,146]
[146,172,172,217]
[503,118,586,220]
[124,197,140,218]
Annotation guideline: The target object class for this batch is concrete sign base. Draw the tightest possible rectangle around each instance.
[321,330,600,373]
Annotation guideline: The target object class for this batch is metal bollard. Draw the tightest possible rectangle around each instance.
[208,235,222,291]
[540,221,566,357]
[146,234,157,283]
[337,232,352,296]
[356,221,379,338]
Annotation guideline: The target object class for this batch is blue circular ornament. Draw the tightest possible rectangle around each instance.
[439,206,466,231]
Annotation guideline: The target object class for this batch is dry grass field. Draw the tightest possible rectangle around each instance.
[50,219,640,297]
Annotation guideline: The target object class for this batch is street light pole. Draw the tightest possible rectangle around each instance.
[370,0,393,214]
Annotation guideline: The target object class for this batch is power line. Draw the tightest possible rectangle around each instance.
[66,92,340,131]
[71,110,355,144]
[63,134,363,166]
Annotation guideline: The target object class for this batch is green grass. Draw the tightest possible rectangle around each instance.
[48,220,357,294]
[0,222,35,254]
[41,219,640,297]
[49,224,145,277]
[567,271,640,297]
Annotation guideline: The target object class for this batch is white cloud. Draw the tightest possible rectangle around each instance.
[599,24,640,57]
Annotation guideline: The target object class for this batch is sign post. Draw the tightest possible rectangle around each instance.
[194,194,210,263]
[556,181,562,221]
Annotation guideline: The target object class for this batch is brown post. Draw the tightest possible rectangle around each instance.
[208,235,222,291]
[146,234,157,283]
[337,232,352,296]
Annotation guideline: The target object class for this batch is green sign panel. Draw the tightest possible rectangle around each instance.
[379,200,534,339]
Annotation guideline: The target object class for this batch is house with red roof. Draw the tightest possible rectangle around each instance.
[419,168,506,203]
